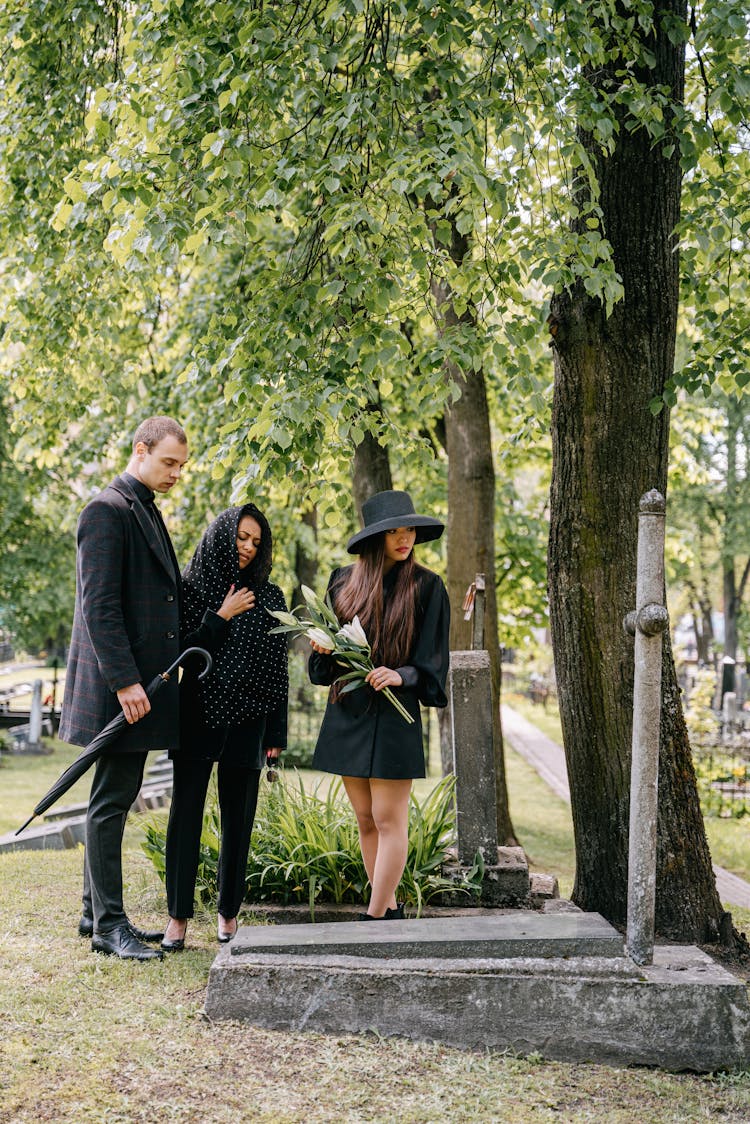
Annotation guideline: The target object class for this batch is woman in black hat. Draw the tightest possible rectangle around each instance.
[309,490,450,920]
[160,504,289,951]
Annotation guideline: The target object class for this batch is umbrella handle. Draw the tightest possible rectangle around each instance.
[161,646,213,682]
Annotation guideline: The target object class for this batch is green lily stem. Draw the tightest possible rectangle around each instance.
[382,686,415,724]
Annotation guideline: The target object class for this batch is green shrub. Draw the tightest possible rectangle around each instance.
[142,771,480,915]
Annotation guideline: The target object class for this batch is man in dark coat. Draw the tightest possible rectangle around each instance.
[59,416,188,960]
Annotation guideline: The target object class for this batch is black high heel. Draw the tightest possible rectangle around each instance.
[217,916,238,943]
[161,920,187,952]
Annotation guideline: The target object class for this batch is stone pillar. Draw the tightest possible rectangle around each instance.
[623,490,669,967]
[449,650,498,865]
[723,691,737,738]
[444,648,530,907]
[28,679,43,750]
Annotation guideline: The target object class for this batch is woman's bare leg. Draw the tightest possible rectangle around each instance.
[367,778,412,917]
[342,776,379,894]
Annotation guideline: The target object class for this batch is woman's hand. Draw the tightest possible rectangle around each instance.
[217,584,256,620]
[366,666,403,691]
[309,638,334,654]
[265,748,282,761]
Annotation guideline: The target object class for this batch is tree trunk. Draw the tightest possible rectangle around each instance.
[442,363,516,845]
[352,423,393,521]
[547,2,725,940]
[722,399,740,661]
[429,213,516,844]
[686,577,714,665]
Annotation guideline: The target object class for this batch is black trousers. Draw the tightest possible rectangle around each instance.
[82,751,148,933]
[165,756,261,920]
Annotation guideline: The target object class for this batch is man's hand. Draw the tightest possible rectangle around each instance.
[117,683,151,725]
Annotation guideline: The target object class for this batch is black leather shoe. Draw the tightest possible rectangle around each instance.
[357,913,386,921]
[129,923,164,943]
[91,923,164,961]
[79,916,163,943]
[384,903,405,920]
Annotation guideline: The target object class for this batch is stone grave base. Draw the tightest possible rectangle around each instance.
[204,912,750,1071]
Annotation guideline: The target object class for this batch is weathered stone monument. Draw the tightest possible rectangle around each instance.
[27,679,43,752]
[443,575,529,905]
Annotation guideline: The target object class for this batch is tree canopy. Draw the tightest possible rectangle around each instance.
[1,1,750,934]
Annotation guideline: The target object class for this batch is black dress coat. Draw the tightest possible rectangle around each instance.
[309,564,450,779]
[59,474,181,752]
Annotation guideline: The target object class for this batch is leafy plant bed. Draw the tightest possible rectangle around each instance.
[143,771,481,914]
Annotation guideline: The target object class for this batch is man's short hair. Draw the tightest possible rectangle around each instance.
[132,416,187,452]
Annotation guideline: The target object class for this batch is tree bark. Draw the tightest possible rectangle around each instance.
[430,214,516,845]
[442,362,516,844]
[722,399,740,662]
[547,1,725,940]
[352,423,393,520]
[686,576,714,664]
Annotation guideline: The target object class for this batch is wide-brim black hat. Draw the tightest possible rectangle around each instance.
[346,490,444,554]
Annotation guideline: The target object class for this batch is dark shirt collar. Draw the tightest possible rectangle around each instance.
[122,471,155,505]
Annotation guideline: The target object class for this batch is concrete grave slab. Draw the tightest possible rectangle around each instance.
[0,821,76,852]
[43,801,89,822]
[230,911,625,961]
[205,933,750,1071]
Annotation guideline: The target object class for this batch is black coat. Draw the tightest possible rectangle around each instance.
[309,564,450,779]
[59,475,181,752]
[176,587,289,766]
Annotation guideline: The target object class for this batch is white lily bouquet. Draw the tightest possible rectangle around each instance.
[268,585,414,724]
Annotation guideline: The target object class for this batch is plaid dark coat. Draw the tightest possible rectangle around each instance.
[59,475,181,752]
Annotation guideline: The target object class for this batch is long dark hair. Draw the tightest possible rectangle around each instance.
[236,502,273,590]
[333,535,418,667]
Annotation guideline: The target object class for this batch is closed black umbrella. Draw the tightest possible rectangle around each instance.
[16,646,212,835]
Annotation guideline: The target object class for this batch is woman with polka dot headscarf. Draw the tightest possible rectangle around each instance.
[161,504,289,950]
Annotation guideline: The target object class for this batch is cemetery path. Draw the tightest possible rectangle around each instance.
[501,703,750,911]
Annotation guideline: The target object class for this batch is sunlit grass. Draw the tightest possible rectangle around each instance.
[505,696,750,913]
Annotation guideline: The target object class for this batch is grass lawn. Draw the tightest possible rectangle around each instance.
[0,660,64,712]
[506,694,750,927]
[2,743,750,1120]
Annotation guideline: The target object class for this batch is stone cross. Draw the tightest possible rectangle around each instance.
[623,490,669,966]
[28,678,43,750]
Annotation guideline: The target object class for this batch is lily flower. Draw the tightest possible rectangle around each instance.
[266,595,413,724]
[305,626,334,649]
[337,616,368,648]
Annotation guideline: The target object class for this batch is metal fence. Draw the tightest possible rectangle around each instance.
[692,719,750,818]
